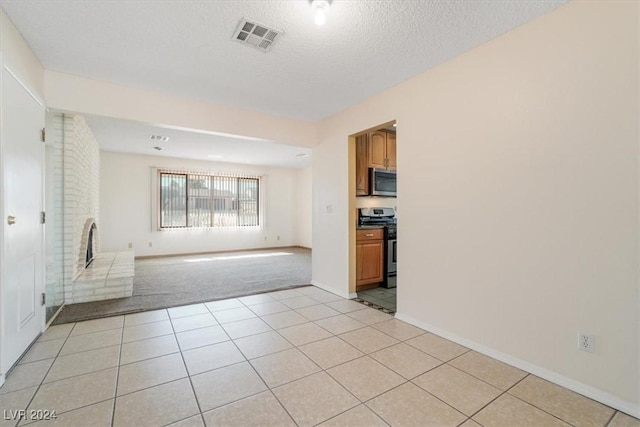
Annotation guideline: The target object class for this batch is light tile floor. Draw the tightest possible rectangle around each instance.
[1,285,637,427]
[357,286,396,312]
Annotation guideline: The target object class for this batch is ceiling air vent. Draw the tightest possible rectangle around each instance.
[233,18,281,52]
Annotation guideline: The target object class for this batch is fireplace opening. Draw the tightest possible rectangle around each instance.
[85,223,97,268]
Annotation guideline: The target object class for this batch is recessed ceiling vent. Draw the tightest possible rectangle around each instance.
[150,135,169,142]
[233,18,281,52]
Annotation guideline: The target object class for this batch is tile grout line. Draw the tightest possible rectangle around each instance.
[366,376,469,422]
[441,372,532,424]
[604,411,618,427]
[308,318,503,425]
[10,323,78,426]
[61,324,123,338]
[466,373,573,426]
[12,329,129,424]
[411,337,619,425]
[40,342,122,362]
[16,288,616,427]
[269,341,361,426]
[109,320,126,427]
[359,330,495,422]
[233,303,389,424]
[221,321,301,426]
[9,291,325,424]
[168,312,207,426]
[251,309,406,425]
[503,382,591,427]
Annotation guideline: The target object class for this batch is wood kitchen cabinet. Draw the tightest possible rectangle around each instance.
[356,229,384,290]
[355,130,396,197]
[386,131,396,169]
[368,130,396,170]
[355,135,369,196]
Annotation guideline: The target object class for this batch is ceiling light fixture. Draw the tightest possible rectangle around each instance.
[153,146,163,151]
[150,135,169,142]
[207,155,223,159]
[310,0,331,26]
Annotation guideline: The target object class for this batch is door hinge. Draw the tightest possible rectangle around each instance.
[40,211,46,224]
[41,128,45,142]
[41,293,46,306]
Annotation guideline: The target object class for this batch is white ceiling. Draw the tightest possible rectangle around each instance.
[85,115,312,169]
[2,0,567,167]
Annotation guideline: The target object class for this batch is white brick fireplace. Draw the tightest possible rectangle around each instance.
[49,113,134,304]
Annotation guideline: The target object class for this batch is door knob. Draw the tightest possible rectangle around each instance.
[7,215,15,225]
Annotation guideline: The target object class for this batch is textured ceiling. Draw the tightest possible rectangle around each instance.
[1,0,567,122]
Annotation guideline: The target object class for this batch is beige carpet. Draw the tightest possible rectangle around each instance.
[53,247,311,324]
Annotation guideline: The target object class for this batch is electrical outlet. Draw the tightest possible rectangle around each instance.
[148,242,152,247]
[277,235,280,240]
[264,236,267,241]
[578,332,595,353]
[128,242,132,249]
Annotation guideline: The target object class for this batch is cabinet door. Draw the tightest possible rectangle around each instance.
[356,240,384,286]
[368,131,387,169]
[355,135,369,196]
[386,132,396,170]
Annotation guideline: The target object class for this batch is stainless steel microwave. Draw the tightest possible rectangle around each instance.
[370,168,397,197]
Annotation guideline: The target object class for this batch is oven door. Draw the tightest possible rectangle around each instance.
[385,238,397,288]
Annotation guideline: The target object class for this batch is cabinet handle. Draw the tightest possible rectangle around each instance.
[365,233,374,237]
[7,215,16,225]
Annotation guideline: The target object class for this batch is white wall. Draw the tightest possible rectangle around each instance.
[313,0,639,416]
[100,151,303,257]
[44,71,317,149]
[294,166,312,248]
[0,9,44,99]
[311,140,350,296]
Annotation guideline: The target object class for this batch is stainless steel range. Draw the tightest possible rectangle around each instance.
[384,223,397,288]
[358,207,397,288]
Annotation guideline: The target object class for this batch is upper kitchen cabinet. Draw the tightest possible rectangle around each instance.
[355,129,397,197]
[385,131,396,169]
[355,134,369,196]
[368,130,396,170]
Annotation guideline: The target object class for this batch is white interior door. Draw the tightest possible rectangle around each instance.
[1,66,45,374]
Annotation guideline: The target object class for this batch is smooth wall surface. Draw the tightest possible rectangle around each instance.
[100,151,305,257]
[295,166,312,248]
[0,9,43,99]
[44,71,317,149]
[313,0,639,414]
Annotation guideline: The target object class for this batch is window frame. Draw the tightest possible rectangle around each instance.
[157,170,261,230]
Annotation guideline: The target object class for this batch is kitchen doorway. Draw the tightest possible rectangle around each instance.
[349,120,397,314]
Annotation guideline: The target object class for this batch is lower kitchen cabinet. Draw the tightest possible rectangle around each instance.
[356,229,384,290]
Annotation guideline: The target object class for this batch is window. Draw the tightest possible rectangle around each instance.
[159,171,260,228]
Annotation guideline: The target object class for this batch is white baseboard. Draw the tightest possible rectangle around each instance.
[348,293,358,299]
[395,312,640,419]
[310,280,351,299]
